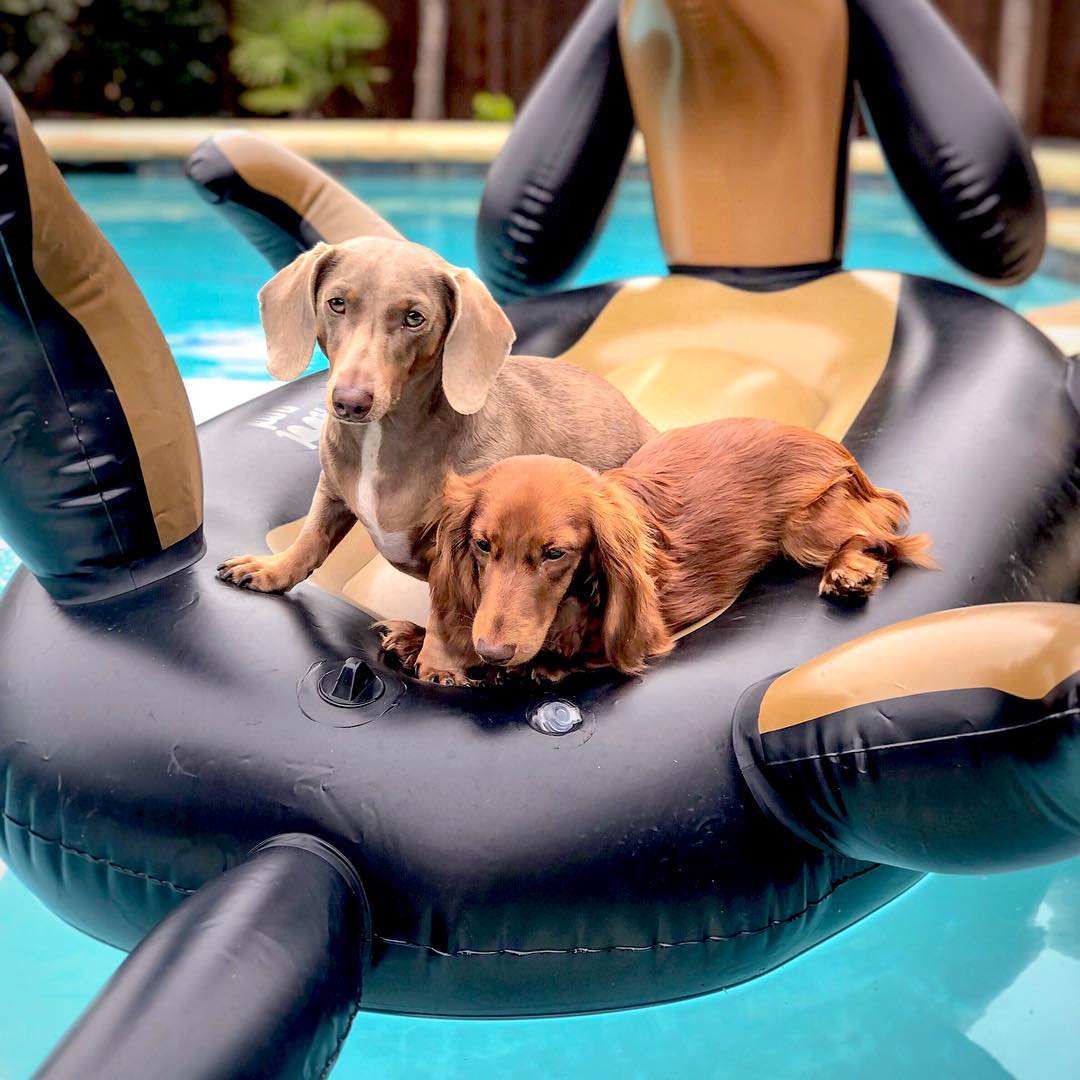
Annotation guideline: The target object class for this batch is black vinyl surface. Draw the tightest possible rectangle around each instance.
[851,0,1045,283]
[33,835,367,1080]
[737,674,1080,875]
[476,0,635,300]
[2,274,1078,1017]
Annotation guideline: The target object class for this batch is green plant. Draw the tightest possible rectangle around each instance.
[1,1,230,117]
[230,0,389,116]
[0,0,94,94]
[471,90,515,122]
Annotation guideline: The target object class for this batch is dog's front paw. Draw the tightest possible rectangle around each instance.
[528,657,576,684]
[819,552,887,603]
[374,620,426,669]
[417,662,472,687]
[216,553,301,593]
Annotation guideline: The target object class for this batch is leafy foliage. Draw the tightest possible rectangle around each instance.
[0,0,96,95]
[0,0,229,116]
[471,90,514,122]
[231,0,390,116]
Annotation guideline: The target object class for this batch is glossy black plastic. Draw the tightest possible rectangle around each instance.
[851,0,1045,283]
[2,274,1077,1018]
[474,0,635,300]
[737,675,1080,874]
[2,1,1076,1039]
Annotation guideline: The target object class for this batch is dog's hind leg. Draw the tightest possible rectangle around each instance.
[817,535,891,601]
[780,467,935,603]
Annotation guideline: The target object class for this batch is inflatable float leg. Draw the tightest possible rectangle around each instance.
[476,0,634,300]
[187,129,403,272]
[736,603,1080,874]
[32,835,368,1080]
[0,77,204,604]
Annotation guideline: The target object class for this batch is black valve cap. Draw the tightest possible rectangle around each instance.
[317,657,383,708]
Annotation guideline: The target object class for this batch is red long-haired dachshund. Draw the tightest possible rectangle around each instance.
[378,418,936,684]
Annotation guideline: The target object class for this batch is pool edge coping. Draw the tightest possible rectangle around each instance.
[30,119,1080,189]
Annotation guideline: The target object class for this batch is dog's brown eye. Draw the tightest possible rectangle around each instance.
[473,538,491,554]
[543,548,566,561]
[403,310,426,329]
[327,297,346,315]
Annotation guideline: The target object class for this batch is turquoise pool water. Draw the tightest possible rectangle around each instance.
[1,168,1078,1078]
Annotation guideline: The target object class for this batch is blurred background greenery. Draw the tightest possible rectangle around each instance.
[0,0,231,116]
[0,0,533,119]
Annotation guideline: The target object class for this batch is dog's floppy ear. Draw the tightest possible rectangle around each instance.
[441,268,516,414]
[428,470,483,621]
[589,479,673,675]
[258,244,335,381]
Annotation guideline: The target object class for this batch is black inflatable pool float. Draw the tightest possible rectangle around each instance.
[2,1,1079,1077]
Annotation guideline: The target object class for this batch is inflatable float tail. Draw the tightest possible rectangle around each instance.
[33,835,367,1080]
[736,603,1080,874]
[0,79,203,604]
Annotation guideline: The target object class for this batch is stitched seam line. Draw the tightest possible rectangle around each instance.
[0,232,135,585]
[766,705,1080,767]
[3,804,879,956]
[1,807,196,894]
[374,864,880,957]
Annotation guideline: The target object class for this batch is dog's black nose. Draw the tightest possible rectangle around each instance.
[476,638,516,665]
[332,387,374,421]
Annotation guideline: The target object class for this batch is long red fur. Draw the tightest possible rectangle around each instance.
[431,418,936,676]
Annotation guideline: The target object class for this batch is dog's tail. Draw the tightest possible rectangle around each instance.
[846,462,939,570]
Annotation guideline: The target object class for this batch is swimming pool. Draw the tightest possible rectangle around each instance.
[1,167,1079,1079]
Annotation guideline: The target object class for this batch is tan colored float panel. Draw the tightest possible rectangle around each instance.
[212,129,403,246]
[1047,206,1080,258]
[759,603,1080,733]
[605,349,827,432]
[15,98,202,550]
[558,272,901,442]
[269,271,900,625]
[620,0,849,267]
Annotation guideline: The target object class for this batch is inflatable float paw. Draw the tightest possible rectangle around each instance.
[737,602,1080,874]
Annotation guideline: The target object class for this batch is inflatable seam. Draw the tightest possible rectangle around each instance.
[2,807,877,954]
[764,705,1080,767]
[0,809,197,895]
[374,864,878,957]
